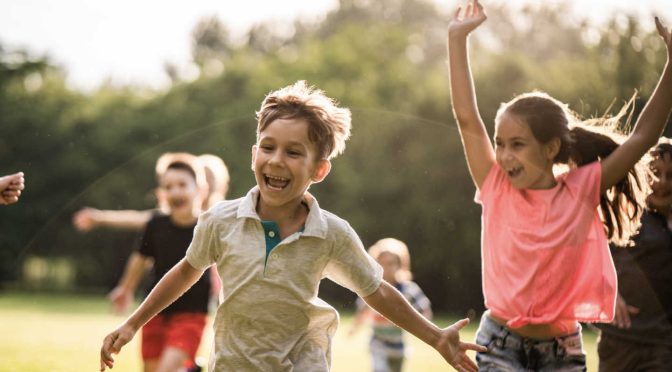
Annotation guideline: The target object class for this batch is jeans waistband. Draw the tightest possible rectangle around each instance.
[480,313,582,355]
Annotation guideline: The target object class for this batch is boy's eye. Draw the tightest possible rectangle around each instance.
[288,150,302,157]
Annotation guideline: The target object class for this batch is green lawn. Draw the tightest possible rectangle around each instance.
[0,292,600,371]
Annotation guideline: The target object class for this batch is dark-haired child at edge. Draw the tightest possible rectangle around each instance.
[100,81,486,372]
[447,0,672,370]
[595,140,672,372]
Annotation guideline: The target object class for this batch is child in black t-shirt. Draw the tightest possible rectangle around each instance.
[108,152,210,372]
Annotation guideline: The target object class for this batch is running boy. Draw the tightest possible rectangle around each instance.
[100,81,484,372]
[108,153,211,371]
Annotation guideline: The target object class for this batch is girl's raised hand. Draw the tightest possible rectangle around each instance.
[448,0,487,38]
[655,17,672,56]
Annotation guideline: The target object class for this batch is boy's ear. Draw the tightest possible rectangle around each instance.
[311,159,331,183]
[251,145,257,171]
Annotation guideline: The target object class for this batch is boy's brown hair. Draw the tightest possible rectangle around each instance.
[256,81,352,160]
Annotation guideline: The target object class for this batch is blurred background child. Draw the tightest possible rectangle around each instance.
[595,139,672,371]
[350,238,432,372]
[72,153,229,231]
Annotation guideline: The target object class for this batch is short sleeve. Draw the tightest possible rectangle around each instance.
[324,224,383,298]
[185,210,218,270]
[474,164,505,204]
[565,161,601,206]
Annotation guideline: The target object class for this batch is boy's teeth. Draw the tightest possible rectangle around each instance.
[266,175,289,188]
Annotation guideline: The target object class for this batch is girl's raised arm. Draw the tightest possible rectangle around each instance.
[601,17,672,192]
[447,0,494,189]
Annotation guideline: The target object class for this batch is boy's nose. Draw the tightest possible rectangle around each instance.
[268,152,284,165]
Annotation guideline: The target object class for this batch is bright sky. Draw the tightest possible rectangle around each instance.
[1,0,668,91]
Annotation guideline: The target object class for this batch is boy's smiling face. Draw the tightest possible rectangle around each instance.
[159,168,201,216]
[252,118,330,212]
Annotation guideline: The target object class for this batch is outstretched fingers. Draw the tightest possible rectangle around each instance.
[462,340,488,353]
[445,318,487,371]
[452,351,479,372]
[100,331,129,371]
[100,334,117,371]
[468,0,484,18]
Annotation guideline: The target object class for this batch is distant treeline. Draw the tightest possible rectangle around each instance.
[1,0,668,313]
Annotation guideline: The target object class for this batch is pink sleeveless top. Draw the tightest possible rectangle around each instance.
[475,162,617,328]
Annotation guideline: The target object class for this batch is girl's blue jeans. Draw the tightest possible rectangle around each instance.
[475,312,586,371]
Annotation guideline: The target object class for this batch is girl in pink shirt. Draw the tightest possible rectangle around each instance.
[447,0,672,370]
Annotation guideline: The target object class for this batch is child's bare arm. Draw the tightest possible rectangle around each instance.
[363,281,485,372]
[100,258,205,371]
[447,0,494,188]
[601,17,672,191]
[73,208,153,232]
[107,252,153,314]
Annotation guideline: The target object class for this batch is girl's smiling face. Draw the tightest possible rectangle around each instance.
[494,111,559,190]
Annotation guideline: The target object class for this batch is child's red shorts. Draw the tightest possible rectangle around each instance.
[141,312,207,363]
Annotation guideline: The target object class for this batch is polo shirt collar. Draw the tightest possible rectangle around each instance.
[237,186,328,239]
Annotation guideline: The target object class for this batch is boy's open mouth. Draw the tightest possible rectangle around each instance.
[265,174,290,190]
[169,199,187,209]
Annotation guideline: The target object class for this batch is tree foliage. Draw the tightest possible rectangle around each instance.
[1,0,668,313]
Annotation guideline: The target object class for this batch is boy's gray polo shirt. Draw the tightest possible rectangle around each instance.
[186,186,383,371]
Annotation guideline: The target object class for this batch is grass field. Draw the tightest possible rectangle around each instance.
[0,292,600,371]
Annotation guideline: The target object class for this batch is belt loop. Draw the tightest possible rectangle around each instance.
[554,337,565,358]
[501,333,509,349]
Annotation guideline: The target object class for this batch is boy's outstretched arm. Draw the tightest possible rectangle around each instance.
[601,17,672,191]
[100,258,205,371]
[73,207,153,232]
[363,281,486,372]
[447,0,494,189]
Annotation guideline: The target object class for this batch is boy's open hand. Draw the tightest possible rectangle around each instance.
[435,318,487,372]
[448,0,487,38]
[100,324,135,371]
